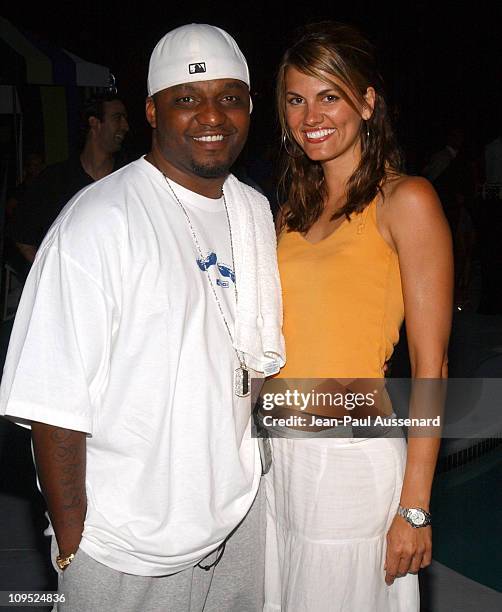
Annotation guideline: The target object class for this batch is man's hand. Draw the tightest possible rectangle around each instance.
[384,513,432,585]
[15,242,37,264]
[31,422,87,557]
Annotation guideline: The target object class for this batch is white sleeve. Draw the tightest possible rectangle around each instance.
[0,245,117,434]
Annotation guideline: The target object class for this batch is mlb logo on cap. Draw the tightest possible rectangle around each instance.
[189,62,207,74]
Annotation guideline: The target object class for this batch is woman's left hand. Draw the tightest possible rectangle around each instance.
[384,514,432,585]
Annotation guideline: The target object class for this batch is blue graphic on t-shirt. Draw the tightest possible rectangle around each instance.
[196,252,235,288]
[217,263,236,284]
[197,252,218,271]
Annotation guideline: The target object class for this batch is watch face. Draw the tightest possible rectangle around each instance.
[409,509,426,525]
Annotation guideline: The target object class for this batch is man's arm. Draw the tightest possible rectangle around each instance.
[31,422,87,558]
[15,243,37,264]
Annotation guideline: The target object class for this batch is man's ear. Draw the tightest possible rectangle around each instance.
[362,87,376,120]
[145,96,157,129]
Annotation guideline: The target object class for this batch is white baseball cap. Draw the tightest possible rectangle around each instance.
[147,24,250,96]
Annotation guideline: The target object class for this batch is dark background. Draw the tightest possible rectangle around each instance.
[3,0,502,169]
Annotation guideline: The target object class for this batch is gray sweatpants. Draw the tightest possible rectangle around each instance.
[54,483,265,612]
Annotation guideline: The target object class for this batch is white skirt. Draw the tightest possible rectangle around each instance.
[264,434,420,611]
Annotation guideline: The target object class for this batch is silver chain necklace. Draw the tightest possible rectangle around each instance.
[163,174,250,397]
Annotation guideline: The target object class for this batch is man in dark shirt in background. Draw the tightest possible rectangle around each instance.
[10,93,129,265]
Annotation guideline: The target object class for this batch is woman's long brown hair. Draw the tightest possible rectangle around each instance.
[277,22,403,232]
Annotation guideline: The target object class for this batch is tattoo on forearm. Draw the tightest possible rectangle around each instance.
[63,513,83,529]
[51,428,73,443]
[49,428,85,516]
[62,493,83,511]
[51,429,78,464]
[61,468,82,510]
[61,462,79,482]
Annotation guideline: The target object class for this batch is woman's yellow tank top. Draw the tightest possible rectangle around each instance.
[278,198,404,379]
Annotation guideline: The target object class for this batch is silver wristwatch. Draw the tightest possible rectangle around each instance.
[397,505,432,528]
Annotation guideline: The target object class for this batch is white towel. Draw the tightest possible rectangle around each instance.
[223,174,286,375]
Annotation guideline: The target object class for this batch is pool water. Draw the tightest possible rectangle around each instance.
[431,446,502,592]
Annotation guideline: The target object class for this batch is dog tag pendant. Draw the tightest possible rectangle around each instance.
[234,367,250,397]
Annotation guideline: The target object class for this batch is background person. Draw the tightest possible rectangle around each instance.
[264,22,453,612]
[5,152,46,220]
[422,126,476,307]
[478,121,502,314]
[9,93,129,265]
[4,152,46,280]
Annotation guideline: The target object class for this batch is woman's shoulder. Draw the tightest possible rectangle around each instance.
[381,174,442,220]
[378,173,449,249]
[383,173,436,201]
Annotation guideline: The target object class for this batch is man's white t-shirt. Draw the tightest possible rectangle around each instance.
[0,157,261,576]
